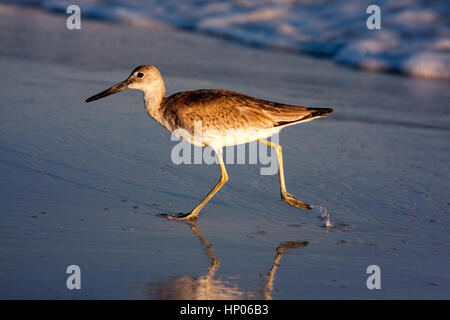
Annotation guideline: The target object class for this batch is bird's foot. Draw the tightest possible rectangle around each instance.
[281,192,312,210]
[162,212,199,221]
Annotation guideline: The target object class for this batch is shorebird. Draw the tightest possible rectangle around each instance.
[86,65,333,221]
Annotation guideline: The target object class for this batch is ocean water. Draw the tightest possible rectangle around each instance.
[3,0,450,80]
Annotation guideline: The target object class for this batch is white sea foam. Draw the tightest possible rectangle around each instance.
[6,0,450,80]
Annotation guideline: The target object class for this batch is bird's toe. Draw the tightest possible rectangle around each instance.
[162,212,198,221]
[281,193,312,210]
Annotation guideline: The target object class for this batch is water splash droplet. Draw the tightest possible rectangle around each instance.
[312,205,334,228]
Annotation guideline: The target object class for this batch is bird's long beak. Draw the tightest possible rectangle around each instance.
[85,79,130,102]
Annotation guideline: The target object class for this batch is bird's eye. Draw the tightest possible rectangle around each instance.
[137,72,144,78]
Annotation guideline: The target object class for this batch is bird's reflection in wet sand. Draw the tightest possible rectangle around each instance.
[262,240,308,300]
[139,222,308,300]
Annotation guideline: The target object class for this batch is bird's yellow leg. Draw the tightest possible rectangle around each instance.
[167,148,228,221]
[258,139,311,210]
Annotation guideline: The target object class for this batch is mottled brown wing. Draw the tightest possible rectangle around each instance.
[161,89,332,133]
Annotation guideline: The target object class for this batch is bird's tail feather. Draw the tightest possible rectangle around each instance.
[274,107,333,127]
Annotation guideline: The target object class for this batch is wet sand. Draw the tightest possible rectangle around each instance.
[0,4,449,299]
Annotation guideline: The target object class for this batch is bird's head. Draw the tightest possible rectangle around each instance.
[85,65,164,102]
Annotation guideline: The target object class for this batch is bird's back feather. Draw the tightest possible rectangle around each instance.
[161,89,333,134]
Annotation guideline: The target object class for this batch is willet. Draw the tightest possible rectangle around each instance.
[86,65,333,221]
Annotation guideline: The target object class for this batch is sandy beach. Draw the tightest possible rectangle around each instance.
[0,4,449,299]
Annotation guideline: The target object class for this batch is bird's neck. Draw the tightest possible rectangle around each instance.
[143,80,166,125]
